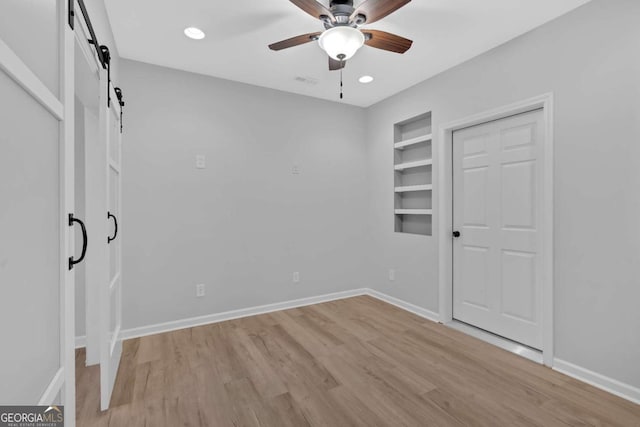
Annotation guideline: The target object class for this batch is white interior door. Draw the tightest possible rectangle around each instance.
[74,11,103,367]
[99,82,123,410]
[0,0,76,423]
[453,109,545,350]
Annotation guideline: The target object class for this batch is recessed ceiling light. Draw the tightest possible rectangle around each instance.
[184,27,205,40]
[359,75,374,84]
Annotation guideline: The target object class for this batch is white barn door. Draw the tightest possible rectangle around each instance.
[453,109,545,350]
[99,83,123,410]
[0,0,76,423]
[73,4,104,367]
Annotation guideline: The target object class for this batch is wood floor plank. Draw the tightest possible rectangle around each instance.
[77,296,640,426]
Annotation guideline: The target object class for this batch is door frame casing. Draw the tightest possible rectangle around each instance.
[435,93,554,366]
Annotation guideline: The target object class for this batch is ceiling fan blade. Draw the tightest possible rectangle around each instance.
[289,0,336,22]
[269,32,322,51]
[351,0,411,24]
[329,57,346,71]
[363,30,413,53]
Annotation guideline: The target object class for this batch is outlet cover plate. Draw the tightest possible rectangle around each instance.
[196,283,206,297]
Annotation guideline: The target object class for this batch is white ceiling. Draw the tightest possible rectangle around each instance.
[106,0,590,107]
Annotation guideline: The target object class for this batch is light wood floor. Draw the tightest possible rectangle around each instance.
[76,296,640,426]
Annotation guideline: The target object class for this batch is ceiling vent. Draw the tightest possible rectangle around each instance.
[294,76,319,85]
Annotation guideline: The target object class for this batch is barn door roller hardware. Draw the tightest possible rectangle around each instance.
[72,0,108,68]
[68,0,75,29]
[69,0,125,122]
[100,45,112,107]
[114,87,125,133]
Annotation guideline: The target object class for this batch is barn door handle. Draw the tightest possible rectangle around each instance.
[69,214,88,270]
[107,211,118,244]
[452,230,461,238]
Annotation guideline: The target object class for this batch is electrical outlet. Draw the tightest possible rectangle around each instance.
[389,269,395,281]
[196,155,206,169]
[293,272,300,283]
[196,284,206,297]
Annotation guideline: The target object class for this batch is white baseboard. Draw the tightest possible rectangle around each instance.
[366,289,441,323]
[75,335,86,349]
[553,359,640,405]
[38,367,64,405]
[72,287,640,406]
[119,288,369,341]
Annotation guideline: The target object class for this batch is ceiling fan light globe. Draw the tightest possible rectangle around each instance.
[318,26,365,61]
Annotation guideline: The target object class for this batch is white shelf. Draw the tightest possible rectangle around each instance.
[394,134,432,150]
[395,184,433,193]
[395,209,432,215]
[394,159,433,171]
[394,112,433,236]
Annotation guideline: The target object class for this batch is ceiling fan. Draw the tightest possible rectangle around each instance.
[269,0,413,71]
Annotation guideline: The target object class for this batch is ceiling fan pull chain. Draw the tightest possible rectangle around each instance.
[339,56,345,100]
[340,66,343,99]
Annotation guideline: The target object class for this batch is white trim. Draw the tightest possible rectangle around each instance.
[76,335,87,349]
[366,289,440,323]
[553,359,640,405]
[447,320,543,364]
[120,289,369,341]
[110,325,121,356]
[0,38,64,120]
[38,368,64,405]
[436,93,555,367]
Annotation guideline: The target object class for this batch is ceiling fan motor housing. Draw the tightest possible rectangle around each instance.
[329,1,356,25]
[330,0,354,7]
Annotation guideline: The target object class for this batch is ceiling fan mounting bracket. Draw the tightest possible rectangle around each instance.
[330,4,356,23]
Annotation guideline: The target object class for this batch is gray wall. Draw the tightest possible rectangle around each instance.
[365,0,640,388]
[119,59,369,329]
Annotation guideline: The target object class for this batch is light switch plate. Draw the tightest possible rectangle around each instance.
[196,155,206,169]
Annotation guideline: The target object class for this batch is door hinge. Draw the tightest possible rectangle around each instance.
[68,0,75,29]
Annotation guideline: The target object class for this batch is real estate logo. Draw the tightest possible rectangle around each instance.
[0,406,64,427]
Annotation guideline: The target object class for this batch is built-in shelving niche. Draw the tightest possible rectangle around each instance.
[394,112,433,236]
